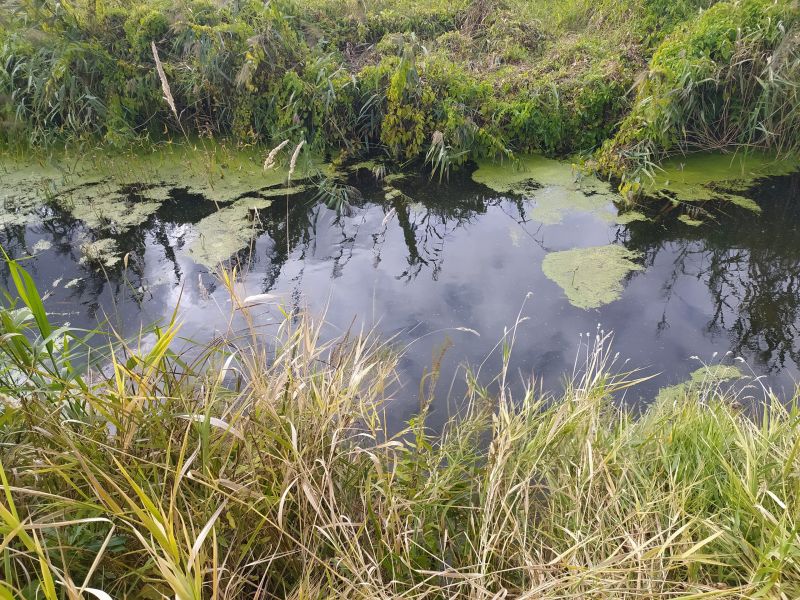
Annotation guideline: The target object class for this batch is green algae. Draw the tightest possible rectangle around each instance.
[0,141,322,232]
[656,364,744,403]
[649,152,799,211]
[187,198,274,268]
[58,186,162,234]
[31,239,52,254]
[689,364,743,384]
[384,186,403,201]
[472,155,584,193]
[473,155,623,225]
[615,210,649,225]
[79,238,121,268]
[541,244,643,309]
[678,214,703,227]
[528,186,616,225]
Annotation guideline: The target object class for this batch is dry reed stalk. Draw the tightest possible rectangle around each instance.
[151,41,178,120]
[288,139,305,182]
[263,139,290,170]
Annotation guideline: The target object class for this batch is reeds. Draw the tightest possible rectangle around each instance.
[287,139,305,182]
[263,139,290,170]
[1,259,799,598]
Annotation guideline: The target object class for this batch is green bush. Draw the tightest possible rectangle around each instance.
[599,0,800,183]
[0,0,795,180]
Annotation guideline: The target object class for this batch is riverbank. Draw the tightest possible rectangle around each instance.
[1,0,798,188]
[1,260,799,598]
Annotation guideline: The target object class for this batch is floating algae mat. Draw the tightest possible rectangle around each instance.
[655,365,744,404]
[0,141,320,266]
[471,155,629,225]
[2,147,800,414]
[188,197,275,268]
[541,245,643,309]
[648,151,800,211]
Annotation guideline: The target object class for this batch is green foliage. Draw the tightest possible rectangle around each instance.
[0,0,796,181]
[599,0,800,184]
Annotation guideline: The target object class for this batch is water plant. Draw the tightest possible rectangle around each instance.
[599,0,800,186]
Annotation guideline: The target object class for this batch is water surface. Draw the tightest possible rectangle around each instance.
[2,149,799,425]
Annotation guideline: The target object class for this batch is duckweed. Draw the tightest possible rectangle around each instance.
[541,244,643,309]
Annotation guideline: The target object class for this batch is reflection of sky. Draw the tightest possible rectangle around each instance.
[2,173,800,429]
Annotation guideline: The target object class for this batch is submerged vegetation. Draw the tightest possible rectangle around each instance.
[1,260,800,598]
[1,0,797,186]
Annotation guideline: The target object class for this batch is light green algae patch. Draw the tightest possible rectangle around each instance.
[32,239,52,254]
[473,155,622,225]
[58,185,162,234]
[649,152,799,211]
[187,198,273,268]
[689,364,743,384]
[79,238,121,268]
[678,214,703,227]
[0,160,62,227]
[0,141,322,231]
[656,364,744,403]
[615,210,649,225]
[472,155,582,192]
[541,244,643,309]
[528,187,615,225]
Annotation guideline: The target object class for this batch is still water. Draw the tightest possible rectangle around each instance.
[1,151,799,425]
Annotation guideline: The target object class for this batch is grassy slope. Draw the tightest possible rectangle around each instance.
[1,261,800,598]
[2,0,795,182]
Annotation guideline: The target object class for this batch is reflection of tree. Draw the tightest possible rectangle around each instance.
[249,172,536,290]
[619,172,800,372]
[0,188,213,328]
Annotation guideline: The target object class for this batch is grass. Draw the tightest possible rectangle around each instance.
[1,259,800,598]
[2,0,796,184]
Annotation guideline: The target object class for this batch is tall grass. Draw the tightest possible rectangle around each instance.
[599,0,800,185]
[1,259,799,598]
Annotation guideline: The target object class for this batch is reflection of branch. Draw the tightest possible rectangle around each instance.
[498,201,548,252]
[621,179,800,371]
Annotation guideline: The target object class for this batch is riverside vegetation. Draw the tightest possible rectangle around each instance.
[1,260,800,598]
[3,0,800,598]
[1,0,798,193]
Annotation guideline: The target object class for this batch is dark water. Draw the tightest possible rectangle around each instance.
[2,164,799,426]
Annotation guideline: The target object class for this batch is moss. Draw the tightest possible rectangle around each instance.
[541,244,643,309]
